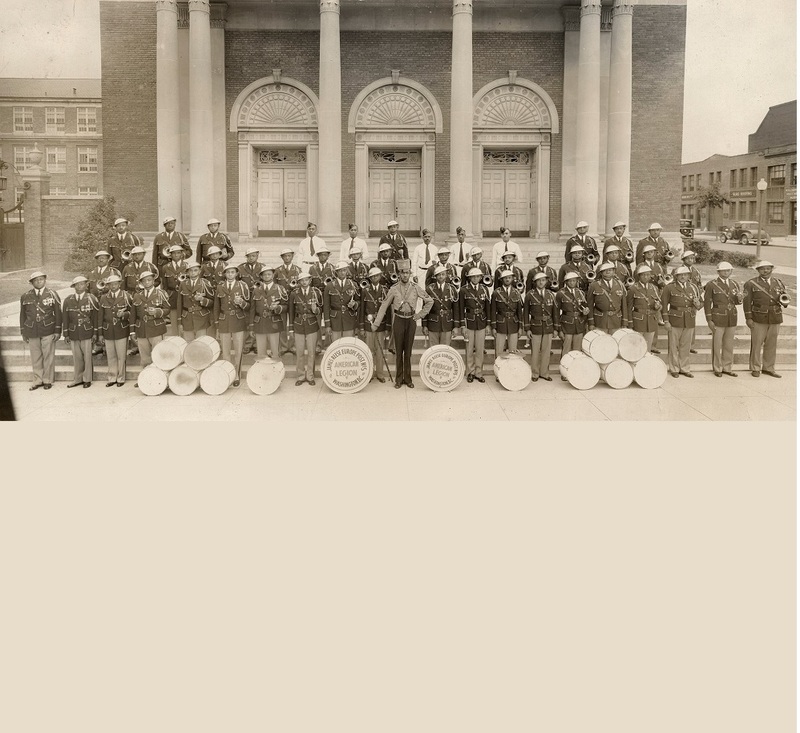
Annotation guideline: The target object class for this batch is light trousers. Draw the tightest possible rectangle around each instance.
[167,309,179,337]
[365,330,388,379]
[295,331,318,380]
[465,328,486,376]
[28,334,57,385]
[138,334,164,368]
[711,325,735,373]
[182,328,207,342]
[668,326,694,374]
[428,330,452,346]
[642,331,656,352]
[749,322,779,373]
[529,333,553,378]
[560,332,584,358]
[494,331,518,356]
[331,329,355,342]
[255,332,281,359]
[69,338,93,384]
[220,331,245,378]
[105,337,128,382]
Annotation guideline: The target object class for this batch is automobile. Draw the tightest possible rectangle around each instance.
[719,221,771,246]
[679,218,694,239]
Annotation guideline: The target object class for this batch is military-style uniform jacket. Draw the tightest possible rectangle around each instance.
[704,277,741,328]
[564,234,598,261]
[603,235,634,262]
[288,286,323,334]
[87,264,121,299]
[558,261,592,291]
[608,260,632,285]
[196,232,234,263]
[99,288,133,341]
[348,261,370,287]
[214,280,251,334]
[555,285,589,335]
[238,262,264,291]
[661,281,701,329]
[359,283,389,332]
[743,275,786,326]
[19,287,62,339]
[425,262,457,288]
[493,264,524,290]
[177,276,214,332]
[274,263,301,292]
[323,277,360,331]
[62,291,101,340]
[250,282,288,335]
[642,259,668,289]
[459,282,491,331]
[671,263,702,291]
[107,231,142,270]
[200,259,226,291]
[152,230,192,268]
[490,285,523,334]
[370,256,398,287]
[133,286,170,339]
[525,265,558,292]
[524,288,559,335]
[588,277,628,330]
[309,261,336,291]
[378,232,408,261]
[160,259,188,309]
[636,236,671,265]
[121,260,159,292]
[424,281,460,332]
[625,281,663,333]
[465,259,492,282]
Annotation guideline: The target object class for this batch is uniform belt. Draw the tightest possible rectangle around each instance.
[394,312,415,319]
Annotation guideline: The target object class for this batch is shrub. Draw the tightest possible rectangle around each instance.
[64,195,136,274]
[723,251,759,269]
[685,238,712,263]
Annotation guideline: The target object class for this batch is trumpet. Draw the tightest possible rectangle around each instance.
[585,252,598,265]
[663,250,675,262]
[177,273,188,283]
[360,278,370,289]
[323,276,334,287]
[451,276,461,289]
[624,250,634,263]
[779,293,791,307]
[121,249,132,262]
[514,281,525,293]
[624,276,635,288]
[482,274,493,287]
[389,272,399,283]
[585,270,597,282]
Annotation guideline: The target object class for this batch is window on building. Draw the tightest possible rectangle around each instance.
[768,164,786,186]
[688,174,695,191]
[78,146,98,172]
[730,169,737,188]
[78,186,99,197]
[792,163,797,186]
[749,201,757,219]
[750,167,758,187]
[77,107,98,133]
[45,107,65,134]
[768,202,784,223]
[50,187,67,197]
[13,146,34,171]
[45,146,66,173]
[738,168,747,188]
[682,176,687,192]
[13,106,34,132]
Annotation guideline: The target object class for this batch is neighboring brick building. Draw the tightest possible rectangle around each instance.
[98,0,687,243]
[681,100,797,237]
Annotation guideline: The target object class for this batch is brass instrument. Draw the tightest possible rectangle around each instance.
[288,278,298,289]
[729,281,743,305]
[578,303,590,316]
[624,276,635,288]
[347,292,359,314]
[121,249,132,262]
[624,250,634,263]
[663,250,675,262]
[482,274,493,287]
[585,252,598,265]
[160,243,172,259]
[389,272,399,283]
[177,273,188,283]
[451,276,461,289]
[514,281,525,293]
[360,278,370,289]
[323,276,334,287]
[662,274,674,286]
[779,293,791,307]
[585,269,597,282]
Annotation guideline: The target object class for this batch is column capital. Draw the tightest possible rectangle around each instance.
[612,0,635,16]
[188,0,210,14]
[580,0,602,16]
[562,7,580,32]
[320,1,340,14]
[156,0,178,13]
[453,0,473,16]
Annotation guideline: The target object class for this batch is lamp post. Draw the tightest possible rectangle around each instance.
[0,160,7,273]
[756,177,768,260]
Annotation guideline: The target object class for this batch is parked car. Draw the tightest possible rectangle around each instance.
[719,221,771,246]
[679,218,694,239]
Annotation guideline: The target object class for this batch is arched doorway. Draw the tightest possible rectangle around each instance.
[229,74,320,238]
[348,76,443,237]
[472,75,559,238]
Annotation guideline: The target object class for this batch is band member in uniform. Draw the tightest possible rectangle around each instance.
[625,264,664,353]
[371,260,433,389]
[347,247,370,286]
[88,250,121,355]
[410,229,438,283]
[465,246,492,285]
[20,271,62,390]
[288,269,323,386]
[98,273,132,387]
[603,244,632,284]
[555,271,588,370]
[200,245,226,290]
[275,248,301,355]
[132,271,170,378]
[642,244,668,287]
[249,265,288,359]
[558,246,592,290]
[108,217,141,270]
[237,248,264,355]
[603,221,634,262]
[371,243,398,287]
[423,264,460,346]
[743,260,786,378]
[526,251,559,292]
[339,223,369,263]
[309,244,335,291]
[159,244,188,336]
[152,216,191,269]
[379,220,408,261]
[62,275,100,388]
[460,267,490,383]
[636,223,672,266]
[177,262,214,341]
[450,226,471,279]
[298,221,325,266]
[121,245,158,292]
[196,218,234,263]
[587,262,628,333]
[490,269,524,360]
[324,261,360,341]
[214,262,250,386]
[661,265,702,378]
[704,261,741,378]
[491,227,524,272]
[674,249,703,353]
[426,247,457,288]
[563,221,598,263]
[493,251,524,290]
[358,267,389,383]
[524,271,559,382]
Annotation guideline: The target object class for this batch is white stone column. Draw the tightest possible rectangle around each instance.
[210,4,227,229]
[189,0,214,236]
[560,9,580,235]
[318,0,342,240]
[449,0,473,238]
[575,0,602,233]
[156,0,182,228]
[605,0,634,231]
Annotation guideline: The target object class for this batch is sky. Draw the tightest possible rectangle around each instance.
[0,0,796,163]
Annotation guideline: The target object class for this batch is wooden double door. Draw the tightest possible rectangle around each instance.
[369,168,421,236]
[257,168,308,237]
[481,168,532,237]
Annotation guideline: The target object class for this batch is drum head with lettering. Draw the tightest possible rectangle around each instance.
[321,337,374,394]
[419,345,465,392]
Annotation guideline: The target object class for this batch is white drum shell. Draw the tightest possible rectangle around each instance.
[321,337,374,394]
[138,365,170,396]
[200,360,237,395]
[246,357,286,395]
[168,364,200,396]
[559,351,601,390]
[582,330,619,364]
[419,345,465,392]
[493,353,532,391]
[151,336,187,371]
[183,335,221,371]
[633,353,668,389]
[612,328,648,363]
[600,359,634,389]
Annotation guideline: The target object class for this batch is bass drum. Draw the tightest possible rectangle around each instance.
[632,353,668,389]
[184,335,221,371]
[168,364,200,396]
[493,352,532,391]
[559,350,601,390]
[151,335,187,371]
[138,365,170,396]
[418,345,465,392]
[200,360,237,395]
[321,337,374,394]
[600,358,634,389]
[246,357,286,395]
[582,330,619,364]
[612,328,647,363]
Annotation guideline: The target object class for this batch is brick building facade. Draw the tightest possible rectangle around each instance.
[98,0,687,243]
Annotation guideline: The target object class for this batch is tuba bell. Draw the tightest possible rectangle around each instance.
[360,278,370,289]
[451,276,461,289]
[624,250,634,263]
[662,274,674,286]
[323,276,334,287]
[389,272,399,284]
[121,250,132,262]
[585,270,597,282]
[161,243,172,259]
[585,252,598,265]
[482,274,493,287]
[514,281,525,293]
[663,250,675,262]
[288,278,298,289]
[624,276,635,288]
[779,293,791,307]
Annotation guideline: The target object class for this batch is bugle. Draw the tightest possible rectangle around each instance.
[585,252,598,265]
[585,270,597,282]
[779,293,791,307]
[624,250,634,263]
[578,303,590,316]
[731,283,744,305]
[482,274,493,287]
[121,249,132,262]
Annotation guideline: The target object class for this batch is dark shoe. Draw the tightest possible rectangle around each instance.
[561,376,568,381]
[680,371,694,378]
[29,384,43,391]
[763,370,782,378]
[467,374,474,383]
[307,379,315,386]
[651,348,661,354]
[394,382,402,389]
[714,372,722,377]
[541,376,552,382]
[376,377,386,383]
[689,348,697,354]
[133,382,139,388]
[751,371,760,378]
[117,382,125,387]
[531,376,539,382]
[406,381,414,388]
[295,378,306,386]
[106,382,116,387]
[43,384,52,390]
[475,376,485,383]
[232,379,240,387]
[388,348,395,355]
[67,382,82,388]
[127,348,139,356]
[722,371,738,378]
[670,372,679,378]
[83,382,91,388]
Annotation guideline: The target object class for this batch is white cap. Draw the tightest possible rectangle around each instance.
[335,260,350,270]
[315,243,329,254]
[130,246,146,255]
[605,244,621,254]
[433,265,447,276]
[297,268,313,280]
[207,218,221,226]
[563,271,579,280]
[716,261,733,271]
[368,267,383,278]
[438,247,451,255]
[570,245,585,254]
[674,266,691,275]
[104,274,122,284]
[186,262,202,270]
[499,268,515,279]
[612,221,626,229]
[94,250,111,258]
[207,246,222,256]
[113,218,128,226]
[681,250,695,259]
[259,264,275,273]
[29,271,46,281]
[648,223,662,230]
[71,276,88,286]
[598,262,615,273]
[349,246,362,255]
[635,265,652,275]
[470,246,483,255]
[279,247,294,256]
[378,243,392,252]
[467,267,483,278]
[755,260,774,269]
[576,221,589,229]
[535,251,550,259]
[168,244,184,253]
[387,220,399,227]
[223,261,238,272]
[245,247,260,256]
[642,244,656,253]
[532,271,547,282]
[162,216,176,225]
[138,271,155,282]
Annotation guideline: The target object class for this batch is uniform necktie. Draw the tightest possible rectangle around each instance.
[425,246,430,264]
[459,243,465,261]
[309,236,315,256]
[350,238,355,254]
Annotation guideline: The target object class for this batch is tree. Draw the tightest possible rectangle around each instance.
[64,195,137,274]
[694,182,731,213]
